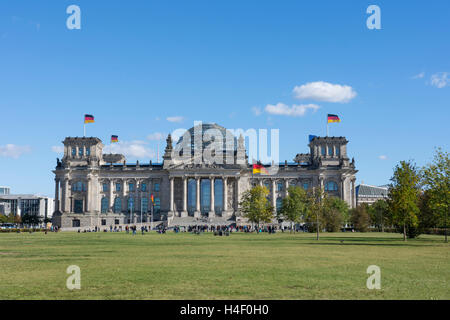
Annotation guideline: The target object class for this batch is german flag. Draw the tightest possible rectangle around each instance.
[84,114,95,123]
[111,135,119,143]
[327,114,340,123]
[253,163,269,175]
[150,193,154,204]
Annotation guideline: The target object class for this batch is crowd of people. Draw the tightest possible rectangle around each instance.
[76,224,286,234]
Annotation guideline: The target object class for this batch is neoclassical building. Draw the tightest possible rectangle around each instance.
[52,123,357,229]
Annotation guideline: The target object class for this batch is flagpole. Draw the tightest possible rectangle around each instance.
[84,123,86,137]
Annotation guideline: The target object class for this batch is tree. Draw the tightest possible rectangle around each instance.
[22,214,41,227]
[387,160,421,241]
[422,148,449,242]
[239,185,274,229]
[304,187,326,240]
[322,197,349,232]
[368,199,390,232]
[350,204,370,232]
[0,214,8,224]
[278,186,308,232]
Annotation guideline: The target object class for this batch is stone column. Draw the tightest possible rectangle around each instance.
[319,176,324,190]
[284,179,289,197]
[54,179,60,212]
[340,176,346,201]
[168,177,174,216]
[109,180,114,213]
[209,177,215,218]
[181,177,188,217]
[86,178,90,212]
[351,178,356,208]
[194,177,201,217]
[235,177,240,214]
[271,179,276,211]
[62,178,70,213]
[223,177,228,216]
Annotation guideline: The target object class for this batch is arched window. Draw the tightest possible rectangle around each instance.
[325,181,338,192]
[321,146,326,156]
[277,182,283,192]
[72,147,76,157]
[114,197,122,213]
[101,197,109,213]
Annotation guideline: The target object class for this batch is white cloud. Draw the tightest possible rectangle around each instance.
[51,146,64,153]
[167,116,184,123]
[264,103,320,117]
[147,132,164,141]
[252,106,262,116]
[0,144,31,158]
[293,81,357,103]
[378,155,388,160]
[412,72,425,79]
[103,140,155,159]
[430,72,449,88]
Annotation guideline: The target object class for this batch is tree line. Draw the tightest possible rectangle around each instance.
[239,148,449,242]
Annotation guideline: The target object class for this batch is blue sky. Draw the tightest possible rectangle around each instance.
[1,0,449,197]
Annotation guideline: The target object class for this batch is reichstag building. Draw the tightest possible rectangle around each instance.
[52,123,357,229]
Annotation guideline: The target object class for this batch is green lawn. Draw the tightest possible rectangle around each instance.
[0,231,448,300]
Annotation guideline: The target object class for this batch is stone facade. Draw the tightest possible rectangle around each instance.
[52,123,357,229]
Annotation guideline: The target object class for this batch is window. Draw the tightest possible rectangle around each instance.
[114,197,122,213]
[129,183,135,192]
[277,182,283,192]
[116,183,121,192]
[86,147,90,156]
[276,197,283,212]
[321,146,326,156]
[154,183,160,192]
[263,181,270,190]
[303,182,309,190]
[325,181,338,192]
[73,181,86,192]
[72,219,80,227]
[141,183,147,192]
[335,147,340,156]
[141,198,148,213]
[74,199,83,213]
[101,197,108,213]
[114,219,119,225]
[79,147,83,157]
[72,147,76,157]
[289,180,297,187]
[101,219,106,226]
[103,183,108,192]
[328,146,332,156]
[154,197,160,214]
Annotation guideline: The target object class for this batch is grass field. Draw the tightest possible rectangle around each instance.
[0,231,448,300]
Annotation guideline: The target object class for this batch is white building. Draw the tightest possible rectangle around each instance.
[0,194,54,221]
